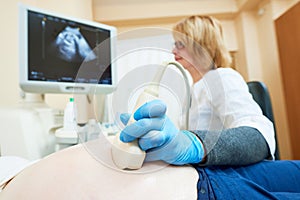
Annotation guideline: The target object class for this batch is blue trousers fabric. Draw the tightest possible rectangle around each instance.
[195,160,300,200]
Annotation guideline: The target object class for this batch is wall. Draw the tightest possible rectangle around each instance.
[93,0,238,22]
[234,11,263,80]
[92,0,239,52]
[0,0,92,110]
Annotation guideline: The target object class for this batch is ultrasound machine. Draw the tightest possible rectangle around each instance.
[0,4,117,160]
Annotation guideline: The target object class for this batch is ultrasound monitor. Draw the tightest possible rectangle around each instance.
[19,4,117,94]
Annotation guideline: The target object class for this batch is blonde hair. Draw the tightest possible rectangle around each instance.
[173,15,232,69]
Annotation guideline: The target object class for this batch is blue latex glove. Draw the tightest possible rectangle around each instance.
[119,99,204,165]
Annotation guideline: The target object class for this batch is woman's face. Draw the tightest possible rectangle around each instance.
[172,41,202,83]
[172,41,195,71]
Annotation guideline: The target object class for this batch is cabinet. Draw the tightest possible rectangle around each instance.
[275,2,300,159]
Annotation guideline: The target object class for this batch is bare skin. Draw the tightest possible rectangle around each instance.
[0,137,198,200]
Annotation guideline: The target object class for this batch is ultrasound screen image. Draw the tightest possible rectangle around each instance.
[52,25,96,62]
[28,11,112,84]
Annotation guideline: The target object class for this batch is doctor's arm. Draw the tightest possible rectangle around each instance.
[120,100,269,166]
[193,127,269,166]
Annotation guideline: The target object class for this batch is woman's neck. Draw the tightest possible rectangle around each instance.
[190,67,211,83]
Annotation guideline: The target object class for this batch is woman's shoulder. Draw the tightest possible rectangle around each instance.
[204,67,242,78]
[216,68,246,83]
[204,68,248,92]
[194,68,246,92]
[203,67,245,84]
[216,67,242,76]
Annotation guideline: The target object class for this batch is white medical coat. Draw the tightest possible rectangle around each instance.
[188,68,275,159]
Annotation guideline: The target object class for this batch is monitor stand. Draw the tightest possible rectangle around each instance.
[19,92,48,108]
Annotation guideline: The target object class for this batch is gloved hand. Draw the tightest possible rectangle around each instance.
[119,99,205,165]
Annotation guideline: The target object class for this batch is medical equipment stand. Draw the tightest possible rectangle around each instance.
[0,93,62,160]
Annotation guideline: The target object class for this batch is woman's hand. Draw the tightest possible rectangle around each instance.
[119,100,204,165]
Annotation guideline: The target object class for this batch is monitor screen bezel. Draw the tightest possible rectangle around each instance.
[19,4,117,94]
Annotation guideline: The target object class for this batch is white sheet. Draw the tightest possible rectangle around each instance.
[0,156,38,191]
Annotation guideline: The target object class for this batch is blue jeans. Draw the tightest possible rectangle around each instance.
[195,160,300,199]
